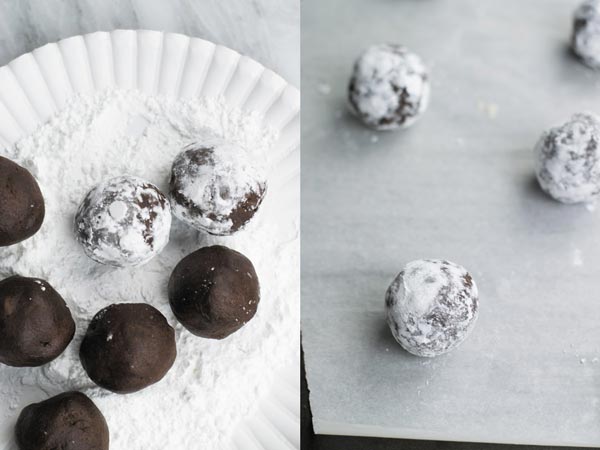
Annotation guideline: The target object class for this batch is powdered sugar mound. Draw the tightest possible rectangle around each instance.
[0,89,298,450]
[169,139,266,235]
[572,0,600,69]
[75,175,171,267]
[348,43,430,131]
[534,112,600,204]
[385,259,479,358]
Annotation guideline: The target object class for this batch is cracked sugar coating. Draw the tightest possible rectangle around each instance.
[385,259,479,357]
[16,391,109,450]
[169,139,267,236]
[75,175,171,267]
[572,0,600,69]
[534,113,600,203]
[348,43,430,131]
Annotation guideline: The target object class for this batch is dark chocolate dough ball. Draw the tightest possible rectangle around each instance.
[169,139,267,236]
[15,391,109,450]
[0,276,75,367]
[80,303,176,394]
[169,245,260,339]
[348,44,430,130]
[0,155,45,246]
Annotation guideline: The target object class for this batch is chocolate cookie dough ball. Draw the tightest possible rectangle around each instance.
[385,259,479,357]
[80,303,176,394]
[75,175,171,267]
[169,140,267,236]
[534,113,600,203]
[572,0,600,69]
[15,391,109,450]
[0,156,44,246]
[169,245,260,339]
[348,44,430,130]
[0,276,75,367]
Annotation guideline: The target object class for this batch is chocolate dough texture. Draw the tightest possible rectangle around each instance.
[0,276,75,367]
[80,303,177,394]
[0,155,45,247]
[169,245,260,339]
[15,391,109,450]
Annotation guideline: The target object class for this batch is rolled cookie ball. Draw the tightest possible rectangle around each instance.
[168,245,260,339]
[572,0,600,69]
[0,276,75,367]
[534,113,600,203]
[0,156,45,246]
[348,43,430,130]
[75,175,171,267]
[15,391,109,450]
[169,140,267,236]
[385,259,479,357]
[80,303,176,394]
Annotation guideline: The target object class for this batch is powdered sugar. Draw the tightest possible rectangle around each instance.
[348,44,430,130]
[385,259,479,358]
[0,89,298,449]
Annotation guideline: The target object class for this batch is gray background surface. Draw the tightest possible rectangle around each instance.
[302,0,600,446]
[0,0,299,86]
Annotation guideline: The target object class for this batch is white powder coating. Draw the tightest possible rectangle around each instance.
[534,112,600,204]
[169,139,266,236]
[572,0,600,69]
[348,43,430,131]
[0,90,299,450]
[385,259,479,358]
[75,175,171,267]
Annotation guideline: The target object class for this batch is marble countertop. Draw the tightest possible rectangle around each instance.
[302,0,600,446]
[0,0,299,87]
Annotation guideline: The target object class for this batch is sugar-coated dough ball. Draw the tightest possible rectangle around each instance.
[79,303,176,394]
[15,392,109,450]
[169,140,267,236]
[168,245,260,339]
[348,43,430,130]
[0,155,45,247]
[0,276,75,367]
[534,113,600,203]
[75,175,171,267]
[572,0,600,69]
[385,259,479,357]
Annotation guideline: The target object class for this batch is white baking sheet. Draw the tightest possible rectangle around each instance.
[302,0,600,446]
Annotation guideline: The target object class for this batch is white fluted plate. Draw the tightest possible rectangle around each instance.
[0,30,299,450]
